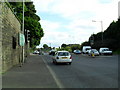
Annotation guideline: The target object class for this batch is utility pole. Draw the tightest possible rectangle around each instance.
[101,21,103,43]
[92,20,103,43]
[22,0,25,65]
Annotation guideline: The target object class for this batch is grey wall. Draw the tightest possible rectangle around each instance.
[1,2,22,73]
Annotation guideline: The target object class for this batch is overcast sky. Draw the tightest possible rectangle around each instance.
[33,0,119,48]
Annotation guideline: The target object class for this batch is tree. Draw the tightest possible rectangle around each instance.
[61,44,67,48]
[71,44,81,52]
[9,2,44,48]
[43,44,49,49]
[88,20,120,51]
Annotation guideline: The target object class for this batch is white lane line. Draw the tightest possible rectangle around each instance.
[41,56,64,88]
[81,54,114,58]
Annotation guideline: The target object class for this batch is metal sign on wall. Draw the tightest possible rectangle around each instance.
[19,33,25,46]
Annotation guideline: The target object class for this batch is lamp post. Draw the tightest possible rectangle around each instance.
[22,0,25,65]
[92,20,103,43]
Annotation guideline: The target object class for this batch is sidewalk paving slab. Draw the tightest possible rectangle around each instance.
[2,55,58,88]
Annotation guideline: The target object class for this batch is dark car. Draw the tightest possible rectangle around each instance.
[49,50,56,56]
[73,50,82,54]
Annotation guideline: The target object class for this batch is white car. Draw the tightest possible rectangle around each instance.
[33,50,39,54]
[99,48,112,55]
[88,49,99,56]
[53,51,72,65]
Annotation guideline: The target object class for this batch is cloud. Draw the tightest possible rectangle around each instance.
[40,20,61,32]
[33,0,54,12]
[98,0,113,4]
[33,0,119,47]
[40,31,74,47]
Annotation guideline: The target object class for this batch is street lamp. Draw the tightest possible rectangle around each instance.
[92,20,103,43]
[22,0,25,65]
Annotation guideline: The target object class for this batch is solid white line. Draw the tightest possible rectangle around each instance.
[98,56,113,57]
[41,56,64,88]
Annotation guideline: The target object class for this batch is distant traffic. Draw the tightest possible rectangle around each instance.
[33,46,113,58]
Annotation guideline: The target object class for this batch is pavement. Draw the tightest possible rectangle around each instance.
[2,54,58,88]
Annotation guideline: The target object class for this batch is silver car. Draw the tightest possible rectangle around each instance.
[88,49,99,56]
[53,51,72,65]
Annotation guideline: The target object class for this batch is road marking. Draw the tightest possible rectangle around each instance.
[81,54,114,58]
[98,56,114,58]
[41,56,64,88]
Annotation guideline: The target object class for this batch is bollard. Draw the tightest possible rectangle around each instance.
[92,53,95,58]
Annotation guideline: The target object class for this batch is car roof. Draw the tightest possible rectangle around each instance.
[91,49,97,50]
[100,48,109,49]
[57,51,69,52]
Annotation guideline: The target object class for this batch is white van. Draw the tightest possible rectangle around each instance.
[82,46,91,54]
[99,48,112,55]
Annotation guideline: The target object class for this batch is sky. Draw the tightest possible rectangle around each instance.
[32,0,119,48]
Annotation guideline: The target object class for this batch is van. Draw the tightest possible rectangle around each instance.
[99,48,112,55]
[82,46,91,54]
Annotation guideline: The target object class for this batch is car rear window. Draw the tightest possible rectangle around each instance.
[58,52,69,56]
[77,50,81,52]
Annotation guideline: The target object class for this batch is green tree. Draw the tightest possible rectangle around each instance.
[88,20,120,51]
[61,44,67,48]
[43,44,49,49]
[71,44,81,52]
[9,2,44,48]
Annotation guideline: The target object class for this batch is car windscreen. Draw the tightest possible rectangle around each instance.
[86,48,91,51]
[92,49,97,52]
[58,52,69,56]
[104,49,109,51]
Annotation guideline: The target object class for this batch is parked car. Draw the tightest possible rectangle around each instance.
[88,49,99,56]
[33,50,39,54]
[53,51,72,65]
[73,50,82,54]
[99,48,112,55]
[82,46,91,54]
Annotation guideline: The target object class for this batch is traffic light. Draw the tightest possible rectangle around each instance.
[90,35,94,45]
[27,30,30,42]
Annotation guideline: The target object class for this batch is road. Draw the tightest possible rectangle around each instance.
[2,53,118,88]
[41,54,118,88]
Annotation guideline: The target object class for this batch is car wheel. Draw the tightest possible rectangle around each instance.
[69,62,72,65]
[54,61,57,65]
[55,62,58,65]
[53,61,55,64]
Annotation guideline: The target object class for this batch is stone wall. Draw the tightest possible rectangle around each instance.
[0,2,3,74]
[1,2,22,72]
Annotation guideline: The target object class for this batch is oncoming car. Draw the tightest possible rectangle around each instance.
[53,51,72,65]
[88,49,99,56]
[99,48,112,55]
[73,50,82,54]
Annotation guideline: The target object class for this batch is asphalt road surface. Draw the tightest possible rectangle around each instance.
[2,53,118,88]
[41,54,118,88]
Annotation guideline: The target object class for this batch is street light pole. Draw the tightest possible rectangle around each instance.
[92,20,103,43]
[22,0,25,65]
[100,21,103,43]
